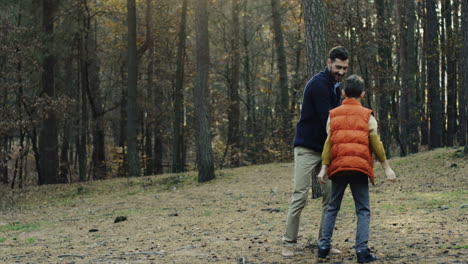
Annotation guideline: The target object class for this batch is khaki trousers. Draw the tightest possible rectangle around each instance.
[283,146,331,243]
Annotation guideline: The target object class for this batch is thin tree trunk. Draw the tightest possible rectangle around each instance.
[172,0,188,173]
[143,0,154,176]
[398,0,408,156]
[375,0,392,156]
[420,0,429,146]
[446,0,457,146]
[242,0,256,163]
[38,0,59,184]
[426,0,444,148]
[406,0,419,153]
[271,0,290,145]
[460,0,468,147]
[127,0,141,177]
[194,0,215,183]
[227,0,241,167]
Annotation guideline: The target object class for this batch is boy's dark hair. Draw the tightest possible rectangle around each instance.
[328,46,349,62]
[344,75,364,98]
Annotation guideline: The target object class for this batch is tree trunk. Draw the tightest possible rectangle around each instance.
[303,0,327,77]
[227,0,241,167]
[375,0,392,156]
[38,0,59,184]
[194,0,215,183]
[144,0,154,176]
[303,0,327,199]
[445,0,457,146]
[82,0,107,180]
[398,0,408,156]
[127,0,141,177]
[242,0,256,163]
[406,0,419,153]
[460,0,468,146]
[420,0,429,146]
[271,0,290,145]
[426,0,444,148]
[172,0,188,173]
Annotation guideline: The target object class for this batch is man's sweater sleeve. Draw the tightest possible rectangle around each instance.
[310,79,332,131]
[321,117,332,165]
[369,115,387,162]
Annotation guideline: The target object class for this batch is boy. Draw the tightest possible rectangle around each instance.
[316,75,396,263]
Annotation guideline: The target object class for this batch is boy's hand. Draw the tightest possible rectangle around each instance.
[385,167,396,183]
[317,165,328,184]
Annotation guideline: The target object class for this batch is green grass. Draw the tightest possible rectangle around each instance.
[0,237,7,243]
[0,222,40,233]
[25,238,36,244]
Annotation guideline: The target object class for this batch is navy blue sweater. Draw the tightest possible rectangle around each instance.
[293,67,341,152]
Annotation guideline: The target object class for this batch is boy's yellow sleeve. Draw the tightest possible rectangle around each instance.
[369,115,387,162]
[322,117,331,165]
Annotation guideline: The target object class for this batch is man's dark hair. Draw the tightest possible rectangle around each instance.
[344,75,364,98]
[328,46,349,62]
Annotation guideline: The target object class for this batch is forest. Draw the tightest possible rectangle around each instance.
[1,0,467,187]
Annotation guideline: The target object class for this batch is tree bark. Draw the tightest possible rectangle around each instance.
[375,0,392,156]
[460,0,468,146]
[227,0,241,167]
[406,0,419,153]
[303,0,327,77]
[144,0,154,176]
[38,0,59,184]
[398,0,409,156]
[194,0,215,183]
[172,0,188,173]
[271,0,291,145]
[127,0,141,177]
[426,0,444,148]
[303,0,327,199]
[445,0,457,147]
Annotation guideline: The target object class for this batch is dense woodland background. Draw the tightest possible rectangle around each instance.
[0,0,467,187]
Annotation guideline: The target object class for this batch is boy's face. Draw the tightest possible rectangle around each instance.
[327,58,349,82]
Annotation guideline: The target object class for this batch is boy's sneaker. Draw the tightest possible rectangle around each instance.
[317,246,330,259]
[356,248,377,263]
[330,248,342,255]
[281,241,296,258]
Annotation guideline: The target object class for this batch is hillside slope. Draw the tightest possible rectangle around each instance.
[1,148,467,263]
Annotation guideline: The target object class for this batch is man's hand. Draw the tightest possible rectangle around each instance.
[317,165,328,184]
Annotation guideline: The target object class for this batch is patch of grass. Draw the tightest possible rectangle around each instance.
[453,245,468,249]
[25,238,36,244]
[0,237,7,243]
[0,222,40,233]
[202,211,213,216]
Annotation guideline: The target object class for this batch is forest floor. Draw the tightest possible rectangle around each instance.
[0,147,467,264]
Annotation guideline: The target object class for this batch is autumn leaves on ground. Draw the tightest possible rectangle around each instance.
[1,148,467,264]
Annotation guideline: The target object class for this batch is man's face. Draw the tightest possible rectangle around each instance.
[327,58,349,82]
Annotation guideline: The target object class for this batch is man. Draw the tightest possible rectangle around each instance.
[282,46,349,257]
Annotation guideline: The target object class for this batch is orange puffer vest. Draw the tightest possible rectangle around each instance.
[328,98,375,184]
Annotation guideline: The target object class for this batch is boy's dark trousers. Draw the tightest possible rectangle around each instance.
[318,174,370,252]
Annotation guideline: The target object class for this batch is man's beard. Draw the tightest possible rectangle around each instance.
[331,71,344,82]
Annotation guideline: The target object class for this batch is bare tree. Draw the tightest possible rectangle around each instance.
[172,0,188,173]
[194,0,215,183]
[38,0,59,184]
[426,0,443,148]
[271,0,291,145]
[126,0,141,177]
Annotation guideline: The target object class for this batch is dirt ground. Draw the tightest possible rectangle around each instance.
[1,148,467,264]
